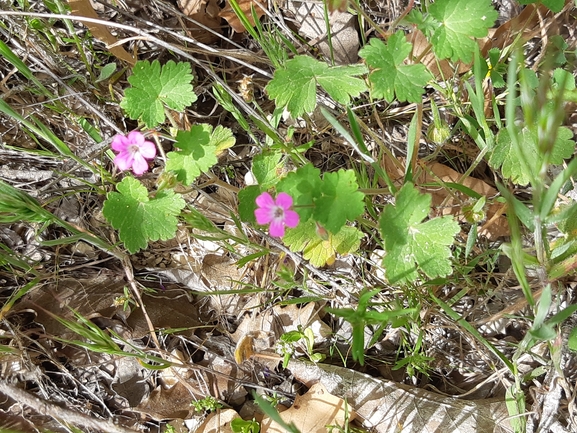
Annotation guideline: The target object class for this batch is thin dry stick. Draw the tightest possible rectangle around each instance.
[0,381,138,433]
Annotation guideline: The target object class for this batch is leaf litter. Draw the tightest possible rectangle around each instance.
[1,1,577,433]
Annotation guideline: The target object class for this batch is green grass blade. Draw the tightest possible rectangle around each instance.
[0,39,52,97]
[431,292,515,373]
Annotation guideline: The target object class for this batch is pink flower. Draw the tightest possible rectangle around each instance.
[111,131,156,176]
[255,192,299,237]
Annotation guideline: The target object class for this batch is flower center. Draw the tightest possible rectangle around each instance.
[273,206,285,219]
[129,144,140,154]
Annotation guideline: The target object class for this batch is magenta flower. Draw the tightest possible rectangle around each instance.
[255,192,299,237]
[111,131,156,176]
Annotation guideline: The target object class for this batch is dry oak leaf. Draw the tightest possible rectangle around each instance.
[196,409,240,433]
[68,0,135,64]
[260,382,354,433]
[177,0,221,43]
[219,0,267,33]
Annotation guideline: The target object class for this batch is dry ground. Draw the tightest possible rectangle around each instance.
[1,1,577,432]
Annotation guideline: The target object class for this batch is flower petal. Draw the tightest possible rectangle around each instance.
[283,210,300,228]
[127,130,145,145]
[269,219,286,237]
[114,152,133,171]
[255,207,273,225]
[255,192,275,210]
[131,153,149,175]
[275,192,293,210]
[139,140,157,159]
[111,134,129,152]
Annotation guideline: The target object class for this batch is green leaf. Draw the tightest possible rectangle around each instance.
[568,327,577,352]
[277,165,364,233]
[283,218,363,267]
[102,177,186,253]
[553,68,576,93]
[405,9,438,36]
[252,151,282,189]
[211,125,236,154]
[549,36,568,66]
[182,206,220,233]
[277,164,323,222]
[325,289,380,365]
[428,0,498,63]
[489,126,575,185]
[165,125,220,185]
[96,63,117,83]
[120,60,197,128]
[313,170,365,234]
[557,203,577,237]
[265,55,367,118]
[488,48,507,88]
[379,183,460,284]
[238,185,262,224]
[230,418,260,433]
[359,32,431,103]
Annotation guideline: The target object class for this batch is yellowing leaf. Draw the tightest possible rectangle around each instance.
[283,219,362,267]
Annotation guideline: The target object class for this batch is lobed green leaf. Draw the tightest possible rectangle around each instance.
[380,183,460,284]
[266,55,367,118]
[120,60,197,128]
[102,177,186,253]
[359,32,432,103]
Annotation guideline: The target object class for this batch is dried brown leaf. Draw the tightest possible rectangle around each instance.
[260,382,353,433]
[219,0,267,33]
[13,277,201,340]
[382,154,509,239]
[177,0,222,43]
[68,0,135,65]
[409,29,470,79]
[232,302,331,345]
[196,409,240,433]
[135,382,193,420]
[287,360,512,433]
